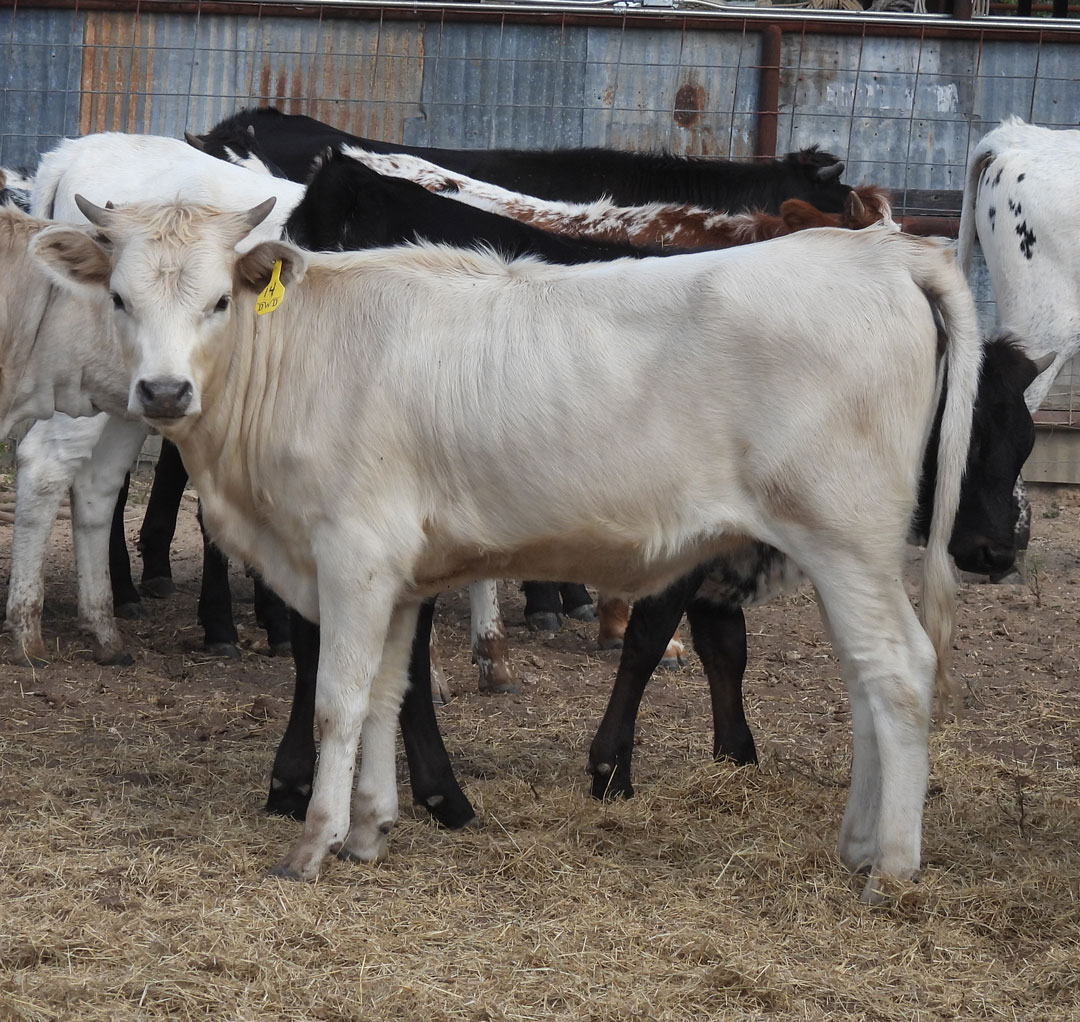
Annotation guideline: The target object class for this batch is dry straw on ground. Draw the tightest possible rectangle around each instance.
[0,481,1077,1021]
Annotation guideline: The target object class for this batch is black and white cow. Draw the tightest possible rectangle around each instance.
[188,106,852,213]
[958,116,1078,413]
[0,167,33,211]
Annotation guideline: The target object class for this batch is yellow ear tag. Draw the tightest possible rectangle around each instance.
[256,259,285,316]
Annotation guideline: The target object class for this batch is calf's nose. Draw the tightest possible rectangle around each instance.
[950,538,1016,577]
[136,377,194,419]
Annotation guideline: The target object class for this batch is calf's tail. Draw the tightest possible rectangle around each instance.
[956,137,995,277]
[915,242,983,711]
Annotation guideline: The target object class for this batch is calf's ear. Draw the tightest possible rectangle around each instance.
[779,198,828,232]
[235,239,307,292]
[30,226,112,293]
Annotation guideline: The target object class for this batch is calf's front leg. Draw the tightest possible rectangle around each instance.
[270,561,403,881]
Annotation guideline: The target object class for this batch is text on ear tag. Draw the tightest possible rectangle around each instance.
[256,259,285,316]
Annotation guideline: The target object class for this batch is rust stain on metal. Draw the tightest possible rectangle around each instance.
[81,12,155,136]
[673,82,704,128]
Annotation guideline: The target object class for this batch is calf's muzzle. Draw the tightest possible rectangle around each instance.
[136,377,194,419]
[948,534,1016,577]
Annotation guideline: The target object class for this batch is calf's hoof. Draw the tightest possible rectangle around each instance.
[267,640,293,658]
[588,759,634,801]
[597,637,624,651]
[265,777,312,821]
[16,651,51,669]
[113,600,146,620]
[565,603,597,623]
[204,641,241,659]
[714,740,759,768]
[526,611,562,632]
[414,787,477,830]
[477,655,517,695]
[98,649,134,667]
[140,577,175,599]
[268,850,323,881]
[337,821,392,864]
[859,870,919,906]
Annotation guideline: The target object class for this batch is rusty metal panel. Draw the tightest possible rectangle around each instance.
[580,25,758,156]
[181,15,425,144]
[0,7,84,167]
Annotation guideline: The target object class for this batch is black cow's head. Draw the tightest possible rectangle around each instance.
[914,332,1053,575]
[778,146,852,212]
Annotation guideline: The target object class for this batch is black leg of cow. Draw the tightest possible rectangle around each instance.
[523,581,564,631]
[265,602,476,828]
[138,439,188,597]
[400,597,476,829]
[587,570,702,800]
[253,575,293,657]
[109,471,144,619]
[266,610,318,820]
[685,601,757,766]
[196,502,240,658]
[559,582,596,622]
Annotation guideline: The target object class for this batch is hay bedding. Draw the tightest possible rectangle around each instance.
[0,473,1077,1022]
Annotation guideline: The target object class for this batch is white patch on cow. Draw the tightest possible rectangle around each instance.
[223,146,276,176]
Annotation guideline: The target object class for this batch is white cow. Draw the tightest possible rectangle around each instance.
[35,199,981,902]
[958,116,1080,412]
[9,132,514,683]
[5,133,305,663]
[0,207,137,659]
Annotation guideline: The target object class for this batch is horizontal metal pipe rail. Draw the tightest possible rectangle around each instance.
[4,0,1080,37]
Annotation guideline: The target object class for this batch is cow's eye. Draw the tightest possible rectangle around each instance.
[214,295,231,313]
[110,292,125,312]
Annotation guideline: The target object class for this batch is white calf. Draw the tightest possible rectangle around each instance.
[37,201,980,902]
[6,134,305,662]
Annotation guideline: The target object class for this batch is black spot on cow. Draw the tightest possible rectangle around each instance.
[988,205,996,231]
[1017,173,1026,182]
[1015,220,1036,259]
[1008,197,1022,217]
[994,167,1003,186]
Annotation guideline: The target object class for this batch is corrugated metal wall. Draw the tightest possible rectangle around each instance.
[5,5,1077,178]
[2,2,1080,474]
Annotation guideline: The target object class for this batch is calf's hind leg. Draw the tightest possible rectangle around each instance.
[137,438,187,597]
[685,602,756,766]
[470,580,516,693]
[588,569,703,799]
[808,563,935,903]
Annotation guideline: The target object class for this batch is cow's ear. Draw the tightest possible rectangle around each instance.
[30,226,112,293]
[779,199,827,232]
[1026,351,1057,387]
[235,239,307,292]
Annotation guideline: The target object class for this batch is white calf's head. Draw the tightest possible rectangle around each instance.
[31,196,306,422]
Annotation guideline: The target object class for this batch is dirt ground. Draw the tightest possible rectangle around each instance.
[0,468,1077,1021]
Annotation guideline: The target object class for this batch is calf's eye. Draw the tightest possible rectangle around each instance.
[214,295,231,313]
[110,292,126,312]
